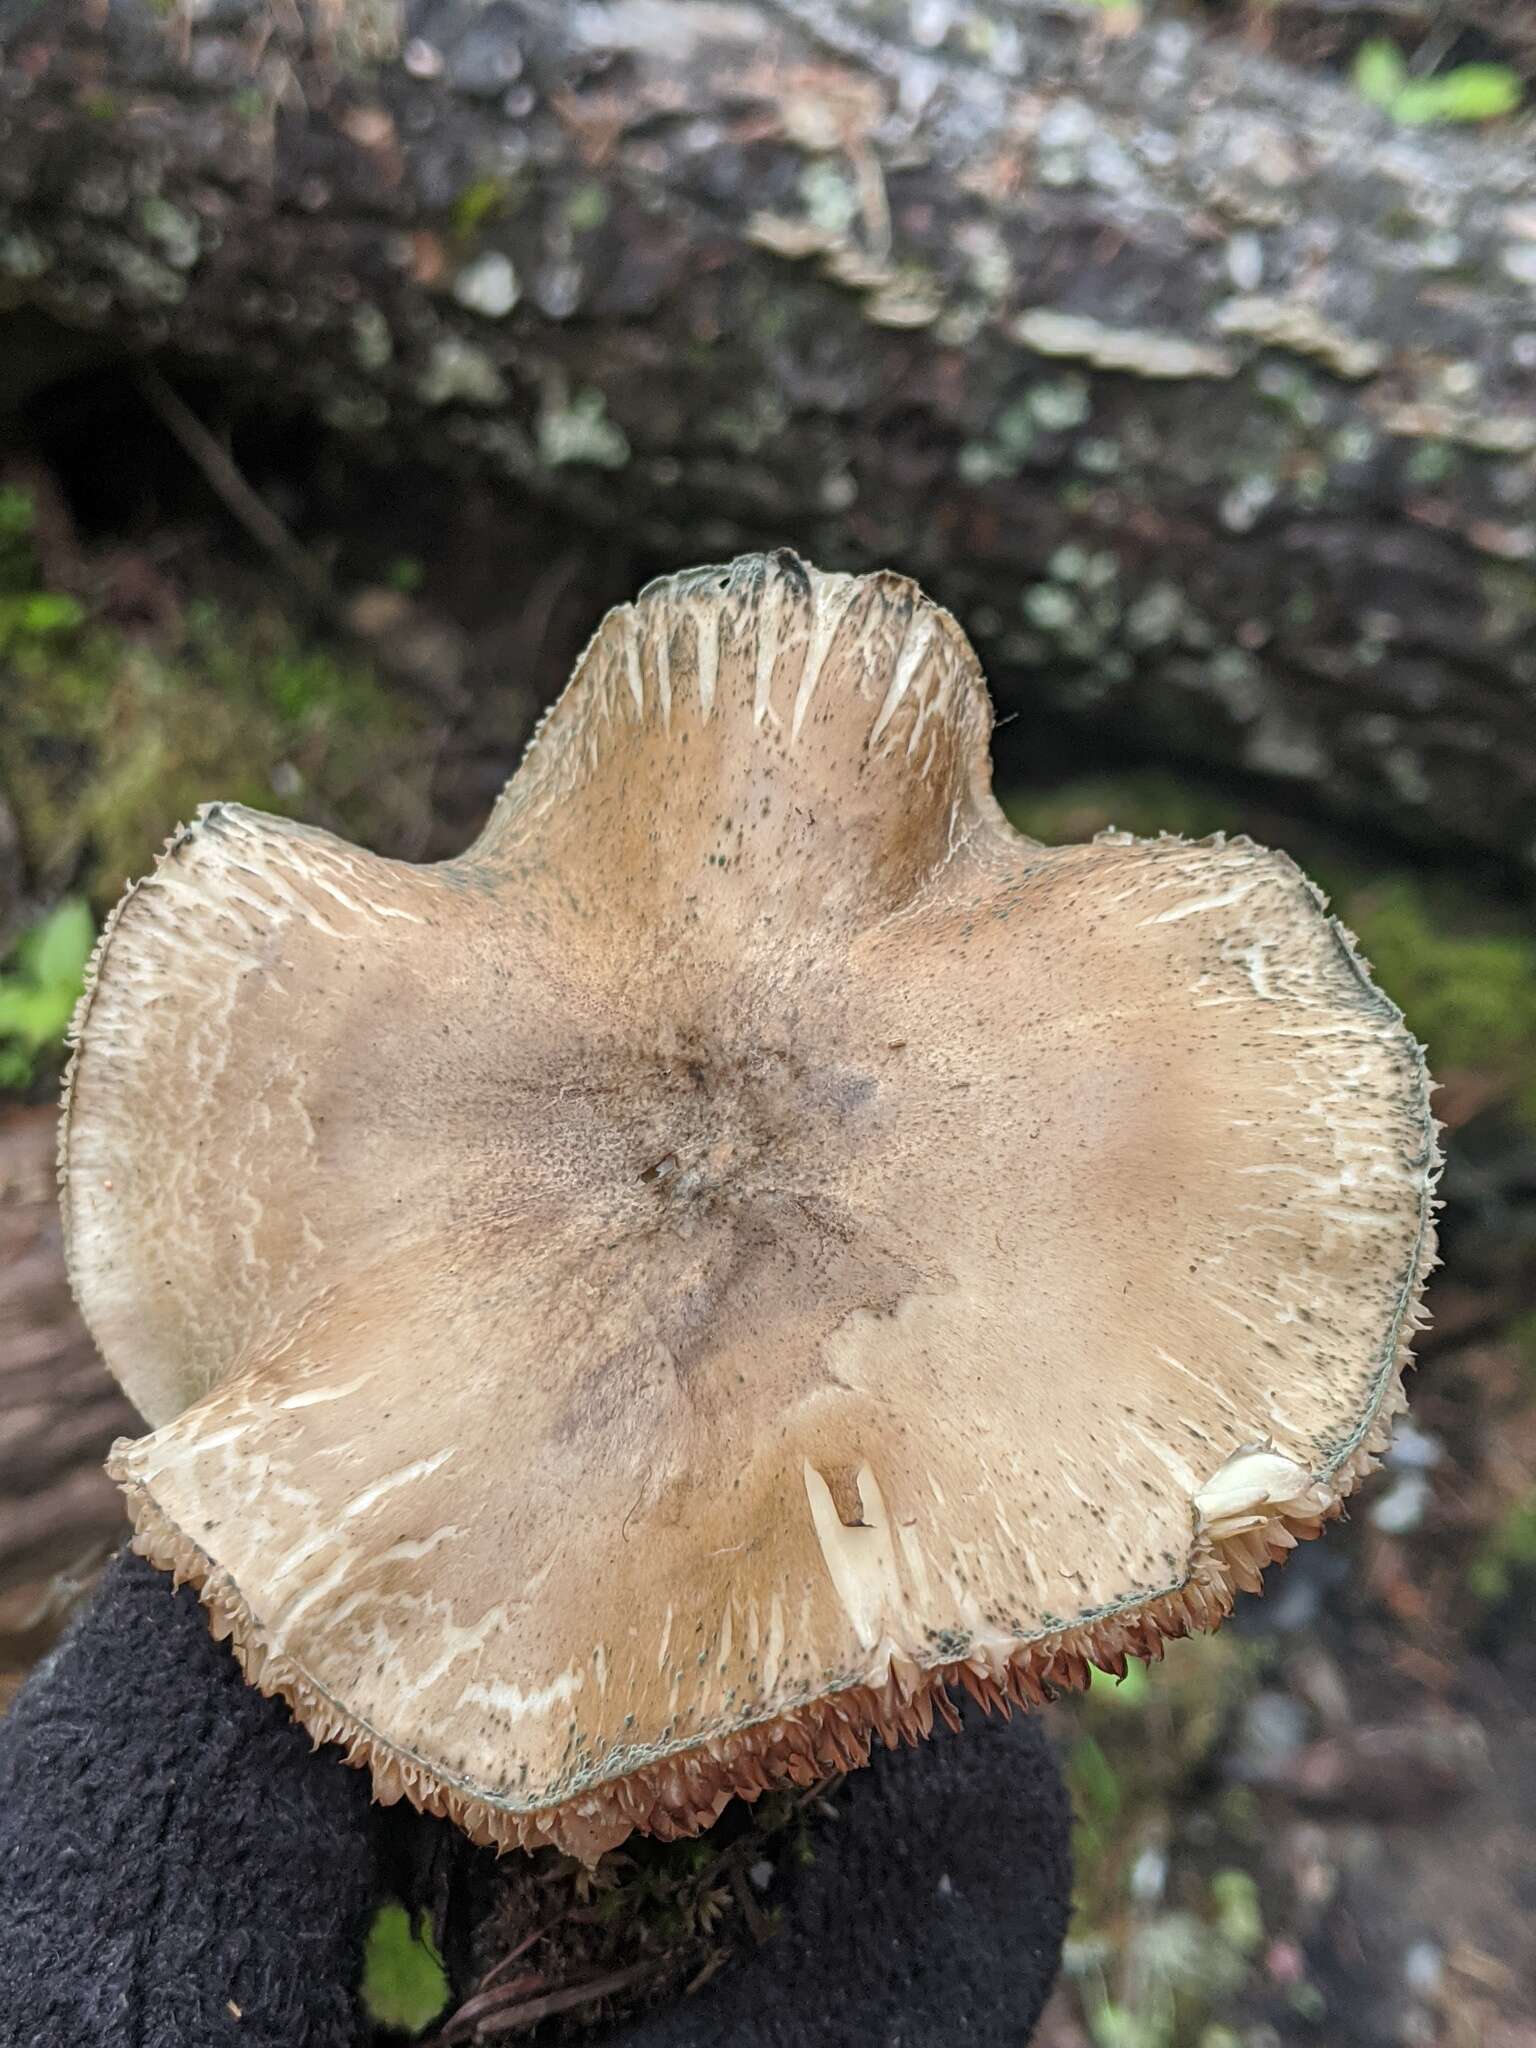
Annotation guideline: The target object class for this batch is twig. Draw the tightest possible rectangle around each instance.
[436,1971,546,2043]
[443,1957,667,2040]
[134,362,335,615]
[727,1861,774,1945]
[458,1898,582,2002]
[682,1948,729,1995]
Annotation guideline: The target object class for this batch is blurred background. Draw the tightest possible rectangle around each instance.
[2,0,1535,2044]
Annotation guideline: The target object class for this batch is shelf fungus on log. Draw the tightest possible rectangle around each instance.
[59,551,1438,1862]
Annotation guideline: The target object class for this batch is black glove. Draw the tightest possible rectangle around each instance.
[0,1552,1071,2048]
[0,1549,375,2048]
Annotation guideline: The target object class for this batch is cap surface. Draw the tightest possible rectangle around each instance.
[62,552,1437,1858]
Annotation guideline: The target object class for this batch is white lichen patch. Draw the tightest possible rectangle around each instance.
[451,251,519,319]
[745,212,839,260]
[1012,309,1236,381]
[417,337,508,407]
[1211,296,1385,381]
[1373,399,1536,456]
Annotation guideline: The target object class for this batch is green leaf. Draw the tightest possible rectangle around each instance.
[360,1900,450,2035]
[1354,37,1407,108]
[1088,1659,1149,1708]
[1429,64,1523,123]
[0,899,95,1086]
[1389,82,1449,125]
[0,982,69,1047]
[1088,2003,1162,2048]
[28,896,95,995]
[1386,63,1522,127]
[16,592,85,635]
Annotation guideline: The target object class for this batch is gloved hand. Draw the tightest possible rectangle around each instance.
[0,1551,1071,2048]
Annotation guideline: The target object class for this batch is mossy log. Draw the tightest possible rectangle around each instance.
[3,0,1536,880]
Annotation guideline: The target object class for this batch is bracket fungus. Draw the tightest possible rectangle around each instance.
[61,551,1437,1863]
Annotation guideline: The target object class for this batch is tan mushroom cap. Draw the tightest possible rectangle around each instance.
[62,552,1437,1861]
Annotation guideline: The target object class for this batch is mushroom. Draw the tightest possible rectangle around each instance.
[60,551,1437,1863]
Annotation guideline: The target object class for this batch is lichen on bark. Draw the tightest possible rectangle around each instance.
[3,0,1535,876]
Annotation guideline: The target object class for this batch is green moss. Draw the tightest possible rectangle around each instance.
[385,555,425,594]
[0,482,39,570]
[451,176,511,241]
[1000,772,1241,850]
[0,488,432,921]
[1405,440,1456,486]
[360,1900,450,2035]
[0,590,86,641]
[1467,1491,1536,1605]
[1345,882,1536,1119]
[564,182,610,233]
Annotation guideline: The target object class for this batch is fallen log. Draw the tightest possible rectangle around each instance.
[2,0,1535,878]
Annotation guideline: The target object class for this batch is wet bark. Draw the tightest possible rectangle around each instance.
[3,0,1536,879]
[0,1107,136,1681]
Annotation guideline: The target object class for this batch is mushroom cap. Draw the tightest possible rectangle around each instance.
[62,552,1437,1860]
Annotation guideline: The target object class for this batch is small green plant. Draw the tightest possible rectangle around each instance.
[359,1900,450,2035]
[0,898,95,1091]
[1354,39,1522,125]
